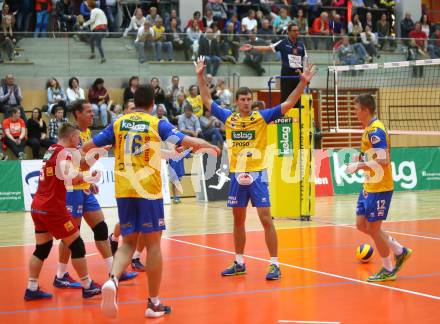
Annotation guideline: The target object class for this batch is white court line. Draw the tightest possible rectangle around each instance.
[164,237,440,301]
[85,252,98,257]
[278,321,340,324]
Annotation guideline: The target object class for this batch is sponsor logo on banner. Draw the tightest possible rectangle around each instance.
[276,122,293,157]
[231,130,255,141]
[314,149,334,196]
[119,120,150,132]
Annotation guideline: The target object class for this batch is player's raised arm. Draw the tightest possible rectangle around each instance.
[194,56,214,110]
[280,63,316,114]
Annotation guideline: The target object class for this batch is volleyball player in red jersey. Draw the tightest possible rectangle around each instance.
[24,123,101,300]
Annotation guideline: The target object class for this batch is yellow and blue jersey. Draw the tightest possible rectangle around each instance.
[360,118,394,192]
[211,101,283,173]
[72,128,92,190]
[93,112,185,199]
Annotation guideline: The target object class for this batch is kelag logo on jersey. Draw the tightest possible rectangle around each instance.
[119,120,150,132]
[231,131,255,141]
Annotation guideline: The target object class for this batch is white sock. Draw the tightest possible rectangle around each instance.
[133,250,142,260]
[150,296,160,306]
[235,254,244,265]
[386,235,404,256]
[104,256,113,273]
[382,255,394,272]
[28,278,38,291]
[56,263,68,279]
[270,257,279,267]
[80,275,92,289]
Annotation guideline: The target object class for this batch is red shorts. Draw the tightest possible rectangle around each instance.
[31,208,78,240]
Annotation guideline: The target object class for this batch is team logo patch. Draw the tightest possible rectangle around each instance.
[231,131,255,141]
[370,135,381,144]
[46,167,54,177]
[119,119,150,132]
[64,220,75,232]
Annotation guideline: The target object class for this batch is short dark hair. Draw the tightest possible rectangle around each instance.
[134,84,154,108]
[54,106,64,114]
[287,22,299,32]
[71,99,87,119]
[58,123,79,140]
[354,94,376,114]
[183,103,193,112]
[235,87,252,100]
[9,107,18,115]
[68,77,79,89]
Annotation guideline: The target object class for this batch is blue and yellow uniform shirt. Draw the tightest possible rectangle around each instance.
[93,112,185,199]
[360,118,394,192]
[211,101,283,173]
[72,128,92,191]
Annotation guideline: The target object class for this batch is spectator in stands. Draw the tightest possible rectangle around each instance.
[134,21,155,63]
[167,17,188,60]
[2,107,26,159]
[169,91,186,125]
[365,11,374,31]
[200,108,224,149]
[164,9,181,30]
[108,104,123,123]
[376,13,392,50]
[0,122,5,160]
[88,77,109,127]
[428,27,440,59]
[56,0,77,32]
[420,14,431,38]
[310,11,331,50]
[123,7,146,37]
[153,18,173,62]
[242,32,266,76]
[0,31,14,63]
[400,12,414,46]
[216,78,232,107]
[203,8,215,29]
[198,27,221,76]
[155,104,169,121]
[348,14,363,39]
[360,25,379,59]
[66,77,85,104]
[1,4,16,38]
[408,21,428,58]
[273,7,292,35]
[26,108,51,159]
[186,11,204,32]
[146,6,161,25]
[165,75,183,106]
[177,103,202,138]
[241,9,258,34]
[82,0,107,64]
[48,106,68,144]
[186,20,202,60]
[337,36,364,66]
[123,76,139,104]
[151,77,166,105]
[293,8,308,37]
[0,74,26,121]
[363,0,378,8]
[104,0,118,33]
[224,13,240,34]
[211,22,221,42]
[330,13,344,37]
[80,0,91,20]
[34,0,52,38]
[220,22,240,64]
[206,74,218,101]
[47,78,66,114]
[186,85,204,117]
[206,1,228,22]
[16,0,33,32]
[303,0,323,25]
[351,0,366,16]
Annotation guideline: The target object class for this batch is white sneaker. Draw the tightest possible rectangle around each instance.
[101,279,118,318]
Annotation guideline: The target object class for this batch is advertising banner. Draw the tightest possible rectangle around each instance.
[0,161,25,212]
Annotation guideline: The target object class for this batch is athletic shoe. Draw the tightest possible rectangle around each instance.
[266,264,281,280]
[367,268,396,282]
[109,234,118,255]
[173,198,181,204]
[131,258,146,272]
[82,281,101,298]
[53,272,82,289]
[119,271,138,282]
[145,298,171,318]
[101,279,118,318]
[24,288,53,301]
[394,247,413,273]
[221,261,246,276]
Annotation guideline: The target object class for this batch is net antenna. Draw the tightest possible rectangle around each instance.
[327,58,440,136]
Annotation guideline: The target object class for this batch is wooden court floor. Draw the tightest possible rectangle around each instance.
[0,191,439,323]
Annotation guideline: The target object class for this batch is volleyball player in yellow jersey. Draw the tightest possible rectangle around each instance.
[55,100,137,290]
[83,85,220,318]
[195,56,316,280]
[345,94,412,282]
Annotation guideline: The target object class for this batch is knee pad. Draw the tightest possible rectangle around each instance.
[69,236,86,259]
[33,240,53,261]
[92,221,108,241]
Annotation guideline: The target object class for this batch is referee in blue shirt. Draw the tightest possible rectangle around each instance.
[240,23,308,106]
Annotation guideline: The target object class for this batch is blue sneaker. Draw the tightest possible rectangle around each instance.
[394,247,413,273]
[221,261,246,276]
[24,288,53,301]
[119,271,138,282]
[131,258,146,272]
[82,281,101,299]
[266,264,281,280]
[53,272,82,289]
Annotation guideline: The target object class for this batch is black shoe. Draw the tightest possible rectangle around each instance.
[109,234,118,255]
[89,54,96,59]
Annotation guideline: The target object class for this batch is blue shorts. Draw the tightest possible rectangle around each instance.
[169,159,185,182]
[116,198,165,236]
[66,189,101,218]
[227,170,270,208]
[356,190,393,222]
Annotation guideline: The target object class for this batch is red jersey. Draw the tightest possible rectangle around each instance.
[2,118,26,138]
[409,30,427,47]
[31,144,70,213]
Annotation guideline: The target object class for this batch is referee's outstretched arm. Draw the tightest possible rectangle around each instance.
[239,43,273,53]
[195,56,214,110]
[280,63,317,114]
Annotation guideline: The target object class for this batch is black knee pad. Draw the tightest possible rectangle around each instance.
[92,221,108,241]
[33,240,53,261]
[69,236,86,259]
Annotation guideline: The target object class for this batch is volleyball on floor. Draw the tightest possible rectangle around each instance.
[356,244,375,263]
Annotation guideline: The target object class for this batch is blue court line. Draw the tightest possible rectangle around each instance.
[2,271,440,315]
